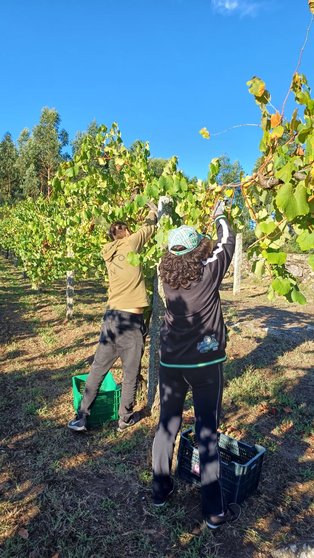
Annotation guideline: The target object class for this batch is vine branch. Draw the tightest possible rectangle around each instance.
[281,14,314,116]
[210,123,260,137]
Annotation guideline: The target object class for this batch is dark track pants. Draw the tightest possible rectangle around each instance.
[79,310,146,423]
[152,362,224,517]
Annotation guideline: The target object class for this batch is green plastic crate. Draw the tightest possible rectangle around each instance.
[72,372,121,427]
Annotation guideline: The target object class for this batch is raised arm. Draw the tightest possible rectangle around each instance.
[128,210,157,252]
[128,196,172,253]
[202,214,236,288]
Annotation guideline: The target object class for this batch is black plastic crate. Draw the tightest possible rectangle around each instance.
[176,428,266,504]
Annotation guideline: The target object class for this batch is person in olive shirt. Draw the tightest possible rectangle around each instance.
[68,205,160,432]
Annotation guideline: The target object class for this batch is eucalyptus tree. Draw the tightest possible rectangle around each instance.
[0,133,20,203]
[71,120,99,156]
[15,109,69,199]
[32,107,69,196]
[20,163,40,199]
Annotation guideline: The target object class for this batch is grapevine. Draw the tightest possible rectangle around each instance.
[0,23,313,306]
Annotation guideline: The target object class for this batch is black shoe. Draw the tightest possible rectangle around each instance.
[152,479,174,507]
[67,414,87,432]
[117,412,140,432]
[206,503,241,529]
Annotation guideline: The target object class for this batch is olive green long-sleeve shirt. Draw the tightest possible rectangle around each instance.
[101,212,156,310]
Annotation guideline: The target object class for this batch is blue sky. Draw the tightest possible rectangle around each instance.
[0,0,313,179]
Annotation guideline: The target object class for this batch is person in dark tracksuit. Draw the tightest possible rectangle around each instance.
[152,203,241,528]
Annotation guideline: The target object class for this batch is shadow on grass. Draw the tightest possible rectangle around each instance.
[224,305,313,379]
[0,384,312,558]
[0,260,38,347]
[1,367,312,557]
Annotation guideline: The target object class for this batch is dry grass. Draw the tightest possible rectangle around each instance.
[0,255,313,558]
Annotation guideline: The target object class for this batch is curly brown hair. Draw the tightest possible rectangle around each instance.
[159,237,214,289]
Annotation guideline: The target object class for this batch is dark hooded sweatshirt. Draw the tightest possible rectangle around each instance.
[160,216,235,367]
[101,211,156,310]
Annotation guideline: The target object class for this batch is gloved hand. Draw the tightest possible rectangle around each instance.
[157,196,173,221]
[212,200,226,219]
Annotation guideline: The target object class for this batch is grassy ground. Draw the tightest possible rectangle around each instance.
[0,255,313,558]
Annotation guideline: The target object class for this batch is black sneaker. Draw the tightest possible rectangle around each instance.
[67,414,87,432]
[152,479,174,507]
[117,412,140,432]
[206,503,241,529]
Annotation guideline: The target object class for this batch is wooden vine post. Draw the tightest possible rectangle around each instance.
[66,269,74,320]
[66,234,74,320]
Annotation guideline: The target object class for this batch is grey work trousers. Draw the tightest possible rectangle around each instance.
[79,310,146,423]
[152,362,224,517]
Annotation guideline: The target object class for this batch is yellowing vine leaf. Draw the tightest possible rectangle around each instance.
[224,189,233,197]
[309,0,314,14]
[247,76,266,97]
[199,127,210,139]
[270,112,282,128]
[292,73,302,90]
[270,125,284,139]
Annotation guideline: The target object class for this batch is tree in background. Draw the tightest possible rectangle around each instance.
[32,108,69,196]
[16,129,39,199]
[148,158,169,178]
[0,133,20,203]
[20,163,40,199]
[11,108,70,200]
[216,154,243,185]
[71,120,99,156]
[214,154,254,249]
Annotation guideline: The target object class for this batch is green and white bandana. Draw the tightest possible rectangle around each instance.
[168,225,206,256]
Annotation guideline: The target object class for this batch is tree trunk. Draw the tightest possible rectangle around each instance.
[147,272,165,411]
[147,197,173,411]
[233,233,243,295]
[47,166,51,198]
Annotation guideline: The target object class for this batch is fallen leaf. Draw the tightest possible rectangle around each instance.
[283,406,293,413]
[259,403,269,412]
[18,527,29,540]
